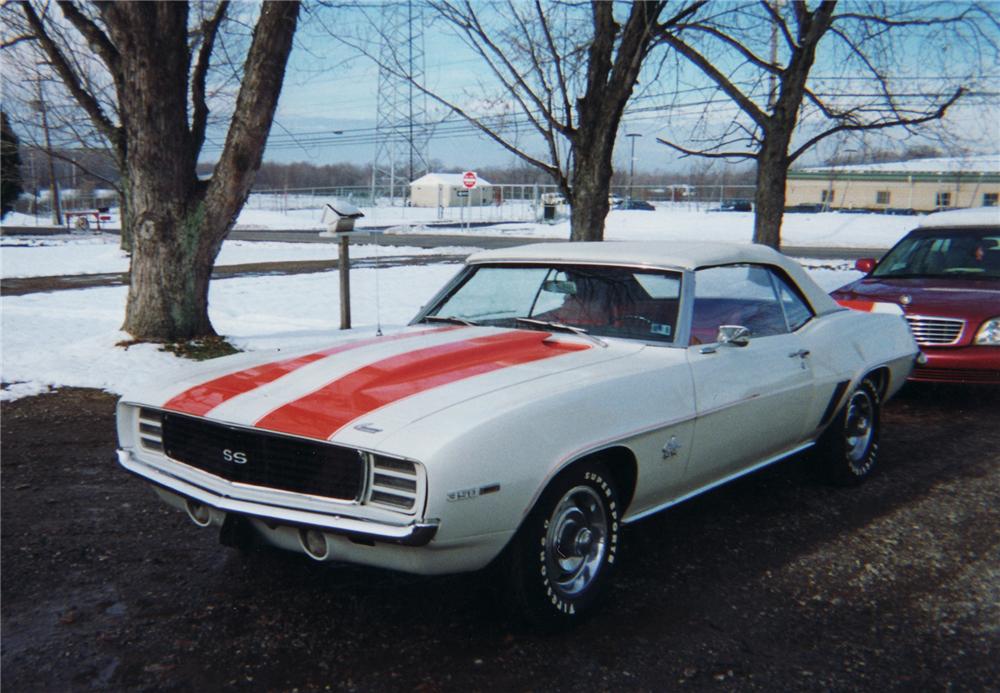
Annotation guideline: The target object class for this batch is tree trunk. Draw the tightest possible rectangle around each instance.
[565,0,660,243]
[752,136,791,249]
[569,129,615,242]
[107,2,299,341]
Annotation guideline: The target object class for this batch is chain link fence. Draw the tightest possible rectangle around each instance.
[242,183,760,225]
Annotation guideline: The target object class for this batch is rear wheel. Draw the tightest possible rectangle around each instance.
[817,378,881,485]
[502,460,621,630]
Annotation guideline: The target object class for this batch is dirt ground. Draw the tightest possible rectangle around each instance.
[2,384,998,692]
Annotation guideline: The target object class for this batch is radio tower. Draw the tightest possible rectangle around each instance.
[371,0,430,205]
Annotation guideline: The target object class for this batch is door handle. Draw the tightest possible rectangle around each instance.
[788,349,811,358]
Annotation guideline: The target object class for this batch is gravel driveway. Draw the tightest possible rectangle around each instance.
[2,385,997,691]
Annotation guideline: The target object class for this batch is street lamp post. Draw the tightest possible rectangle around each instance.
[626,133,642,205]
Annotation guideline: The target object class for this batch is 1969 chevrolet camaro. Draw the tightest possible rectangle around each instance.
[117,241,918,627]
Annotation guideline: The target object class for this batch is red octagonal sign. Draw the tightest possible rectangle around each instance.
[462,171,477,189]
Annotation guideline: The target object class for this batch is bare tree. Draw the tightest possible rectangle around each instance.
[9,1,299,341]
[335,0,706,241]
[655,1,995,248]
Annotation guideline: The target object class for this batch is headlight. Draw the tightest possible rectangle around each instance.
[975,317,1000,345]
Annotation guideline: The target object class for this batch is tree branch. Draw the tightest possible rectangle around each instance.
[55,1,120,76]
[656,30,769,127]
[20,1,124,155]
[534,0,572,130]
[657,136,757,160]
[190,1,229,155]
[788,87,966,163]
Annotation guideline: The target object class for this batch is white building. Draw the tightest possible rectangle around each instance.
[409,173,497,208]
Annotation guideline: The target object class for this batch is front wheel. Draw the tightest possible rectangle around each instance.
[817,378,881,485]
[502,460,621,630]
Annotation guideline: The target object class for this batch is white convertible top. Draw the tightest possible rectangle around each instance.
[468,241,842,315]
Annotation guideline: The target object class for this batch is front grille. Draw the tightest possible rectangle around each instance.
[911,366,1000,384]
[368,455,419,511]
[138,408,164,452]
[905,315,965,346]
[159,411,365,501]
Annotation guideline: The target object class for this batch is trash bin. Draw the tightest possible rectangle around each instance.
[543,203,556,221]
[320,201,365,236]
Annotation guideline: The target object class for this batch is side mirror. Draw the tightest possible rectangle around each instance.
[855,258,877,274]
[717,325,751,347]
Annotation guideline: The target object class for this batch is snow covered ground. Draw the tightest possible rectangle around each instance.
[0,234,477,279]
[5,197,930,248]
[1,263,463,401]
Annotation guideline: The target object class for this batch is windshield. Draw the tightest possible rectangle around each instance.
[872,231,1000,279]
[423,263,683,343]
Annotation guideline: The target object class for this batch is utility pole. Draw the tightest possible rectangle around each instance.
[627,133,642,204]
[33,74,62,226]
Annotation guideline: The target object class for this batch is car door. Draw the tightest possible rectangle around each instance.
[684,264,817,489]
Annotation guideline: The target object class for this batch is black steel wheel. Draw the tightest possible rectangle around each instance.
[502,460,621,630]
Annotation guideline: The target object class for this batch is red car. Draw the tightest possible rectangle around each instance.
[831,210,1000,384]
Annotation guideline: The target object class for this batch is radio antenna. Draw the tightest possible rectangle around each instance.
[373,230,383,337]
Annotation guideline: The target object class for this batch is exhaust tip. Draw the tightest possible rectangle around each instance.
[185,499,213,527]
[299,529,330,561]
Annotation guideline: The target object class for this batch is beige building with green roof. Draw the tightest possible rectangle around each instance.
[786,158,1000,212]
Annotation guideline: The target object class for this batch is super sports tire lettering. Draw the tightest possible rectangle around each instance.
[502,460,621,629]
[817,377,881,486]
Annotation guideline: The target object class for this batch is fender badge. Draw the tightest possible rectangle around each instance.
[353,422,383,434]
[662,436,682,459]
[899,294,912,306]
[447,484,501,502]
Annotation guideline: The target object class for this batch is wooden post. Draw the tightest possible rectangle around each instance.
[339,234,351,329]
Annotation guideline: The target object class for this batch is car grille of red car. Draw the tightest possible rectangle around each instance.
[157,410,365,502]
[910,366,1000,384]
[904,315,965,346]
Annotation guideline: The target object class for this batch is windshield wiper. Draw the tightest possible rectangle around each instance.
[423,315,479,326]
[516,318,608,348]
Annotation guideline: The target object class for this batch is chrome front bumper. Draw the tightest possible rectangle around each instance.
[117,449,439,547]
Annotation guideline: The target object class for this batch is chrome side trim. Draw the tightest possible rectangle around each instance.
[118,450,438,546]
[622,441,815,524]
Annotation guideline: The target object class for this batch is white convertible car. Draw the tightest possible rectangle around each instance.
[117,242,918,627]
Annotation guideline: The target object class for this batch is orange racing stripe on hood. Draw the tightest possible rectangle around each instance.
[253,330,589,440]
[163,327,457,417]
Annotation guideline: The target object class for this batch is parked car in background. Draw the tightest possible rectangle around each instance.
[118,242,917,628]
[614,198,656,211]
[712,198,753,212]
[831,209,1000,384]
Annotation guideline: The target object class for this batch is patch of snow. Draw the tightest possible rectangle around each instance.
[1,257,856,402]
[802,153,1000,174]
[1,234,480,279]
[916,207,1000,228]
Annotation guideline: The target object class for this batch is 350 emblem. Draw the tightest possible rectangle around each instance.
[223,449,248,464]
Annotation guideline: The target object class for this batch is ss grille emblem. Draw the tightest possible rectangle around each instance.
[223,449,248,464]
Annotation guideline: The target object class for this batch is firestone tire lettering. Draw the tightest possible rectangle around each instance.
[502,460,621,629]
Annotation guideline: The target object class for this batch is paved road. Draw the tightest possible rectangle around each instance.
[2,224,886,256]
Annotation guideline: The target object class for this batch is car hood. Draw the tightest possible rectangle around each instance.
[125,325,641,444]
[832,276,1000,323]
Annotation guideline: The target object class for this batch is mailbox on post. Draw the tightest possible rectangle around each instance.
[319,202,366,330]
[320,201,365,235]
